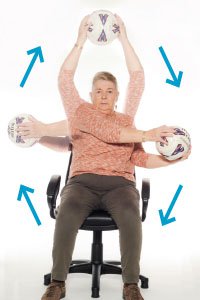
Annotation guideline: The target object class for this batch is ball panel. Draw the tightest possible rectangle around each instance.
[87,10,119,45]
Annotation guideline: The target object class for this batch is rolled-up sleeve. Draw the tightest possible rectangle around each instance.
[131,143,149,167]
[74,103,122,143]
[124,70,145,120]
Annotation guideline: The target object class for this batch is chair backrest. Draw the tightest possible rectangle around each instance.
[65,145,73,184]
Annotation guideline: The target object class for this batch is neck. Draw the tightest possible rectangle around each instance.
[95,106,115,116]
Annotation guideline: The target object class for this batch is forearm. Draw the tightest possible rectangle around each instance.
[120,37,143,74]
[38,136,70,152]
[119,127,145,143]
[42,120,68,137]
[59,43,85,75]
[59,15,89,74]
[76,104,174,144]
[145,154,176,168]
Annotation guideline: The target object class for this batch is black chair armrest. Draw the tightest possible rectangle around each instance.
[141,178,150,222]
[46,175,61,219]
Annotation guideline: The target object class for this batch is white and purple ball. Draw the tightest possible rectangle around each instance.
[87,10,119,45]
[7,113,37,148]
[156,126,191,161]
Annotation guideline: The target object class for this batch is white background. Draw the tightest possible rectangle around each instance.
[0,0,200,299]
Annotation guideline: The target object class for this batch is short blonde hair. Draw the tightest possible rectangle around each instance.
[92,71,118,90]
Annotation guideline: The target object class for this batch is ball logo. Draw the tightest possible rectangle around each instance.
[16,116,25,124]
[99,13,109,26]
[98,29,107,42]
[171,144,184,156]
[112,24,120,34]
[174,128,185,136]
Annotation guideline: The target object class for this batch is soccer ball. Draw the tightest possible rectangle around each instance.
[156,126,191,161]
[87,10,119,45]
[7,113,38,148]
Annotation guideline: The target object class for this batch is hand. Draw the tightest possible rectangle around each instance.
[114,14,128,42]
[145,125,176,144]
[76,15,91,46]
[16,115,46,139]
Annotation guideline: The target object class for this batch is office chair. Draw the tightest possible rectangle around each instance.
[44,149,150,298]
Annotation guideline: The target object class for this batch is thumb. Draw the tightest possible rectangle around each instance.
[28,115,38,122]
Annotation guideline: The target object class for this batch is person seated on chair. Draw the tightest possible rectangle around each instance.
[17,14,191,300]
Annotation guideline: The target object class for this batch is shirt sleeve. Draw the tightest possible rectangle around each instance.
[74,103,122,143]
[124,70,145,120]
[131,143,149,167]
[58,68,85,120]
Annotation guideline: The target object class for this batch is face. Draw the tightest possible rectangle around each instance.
[90,80,119,115]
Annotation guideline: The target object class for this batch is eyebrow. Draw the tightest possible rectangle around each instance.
[95,88,114,91]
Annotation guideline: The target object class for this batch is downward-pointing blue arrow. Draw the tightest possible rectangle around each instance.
[17,184,41,225]
[20,46,44,87]
[159,184,183,226]
[159,46,183,87]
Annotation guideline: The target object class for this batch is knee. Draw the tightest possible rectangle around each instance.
[56,193,82,221]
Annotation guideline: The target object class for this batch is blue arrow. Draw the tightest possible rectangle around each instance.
[159,46,183,87]
[17,184,41,225]
[159,184,183,226]
[20,46,44,87]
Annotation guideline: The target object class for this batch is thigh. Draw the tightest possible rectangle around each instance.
[57,180,101,220]
[101,184,141,225]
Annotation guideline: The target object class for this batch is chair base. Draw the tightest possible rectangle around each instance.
[44,231,149,297]
[44,260,149,298]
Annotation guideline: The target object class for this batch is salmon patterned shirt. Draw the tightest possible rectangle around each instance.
[58,69,149,182]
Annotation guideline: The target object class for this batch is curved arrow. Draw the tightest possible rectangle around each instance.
[17,184,41,225]
[159,46,183,87]
[159,184,183,226]
[20,46,44,88]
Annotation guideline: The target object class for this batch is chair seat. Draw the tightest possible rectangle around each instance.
[80,210,118,231]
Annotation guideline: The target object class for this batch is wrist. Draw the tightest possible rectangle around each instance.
[41,123,48,137]
[74,43,83,50]
[75,38,85,49]
[141,130,147,142]
[119,34,129,44]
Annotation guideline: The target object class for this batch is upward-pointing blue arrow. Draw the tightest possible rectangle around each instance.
[17,184,41,226]
[159,46,183,88]
[20,46,44,88]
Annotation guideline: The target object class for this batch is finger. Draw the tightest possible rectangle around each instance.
[161,132,174,137]
[160,137,168,145]
[81,15,91,27]
[81,15,90,23]
[160,125,176,133]
[16,127,29,133]
[18,131,29,137]
[27,115,37,122]
[114,14,123,23]
[17,123,30,129]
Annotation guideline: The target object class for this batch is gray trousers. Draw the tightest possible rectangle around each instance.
[51,173,142,284]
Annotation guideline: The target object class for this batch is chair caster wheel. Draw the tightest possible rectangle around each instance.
[92,287,100,298]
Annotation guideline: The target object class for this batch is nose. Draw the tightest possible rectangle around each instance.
[101,92,106,99]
